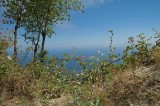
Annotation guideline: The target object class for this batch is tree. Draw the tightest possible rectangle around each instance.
[0,0,28,62]
[22,0,84,62]
[1,0,84,62]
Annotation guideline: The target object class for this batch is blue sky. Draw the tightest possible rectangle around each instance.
[46,0,160,50]
[1,0,160,51]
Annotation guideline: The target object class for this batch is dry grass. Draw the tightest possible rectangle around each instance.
[106,63,160,106]
[0,74,33,105]
[1,48,160,106]
[152,48,160,63]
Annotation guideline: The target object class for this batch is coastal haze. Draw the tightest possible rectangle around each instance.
[1,0,160,65]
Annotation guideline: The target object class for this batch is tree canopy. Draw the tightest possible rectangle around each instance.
[0,0,84,62]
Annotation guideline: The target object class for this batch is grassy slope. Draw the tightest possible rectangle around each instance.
[0,48,160,106]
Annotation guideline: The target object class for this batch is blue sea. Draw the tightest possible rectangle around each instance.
[7,47,124,72]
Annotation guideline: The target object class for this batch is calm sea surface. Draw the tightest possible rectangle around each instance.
[7,47,124,71]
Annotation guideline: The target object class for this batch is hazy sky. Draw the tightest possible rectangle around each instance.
[1,0,160,51]
[46,0,160,50]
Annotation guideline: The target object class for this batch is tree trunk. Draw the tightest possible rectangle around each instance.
[13,23,18,62]
[40,32,46,62]
[33,33,40,61]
